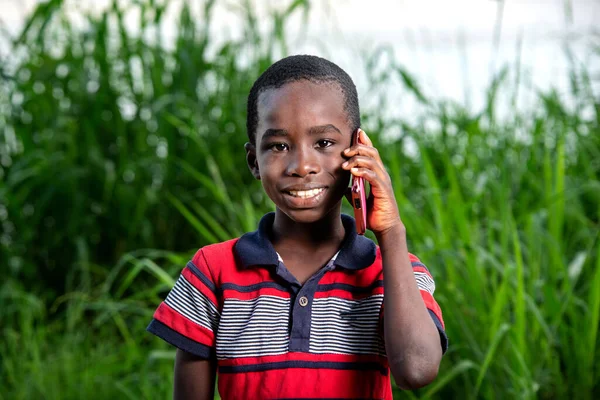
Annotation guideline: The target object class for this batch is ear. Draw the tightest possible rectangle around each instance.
[244,142,261,180]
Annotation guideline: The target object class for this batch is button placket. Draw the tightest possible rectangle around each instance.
[288,265,335,352]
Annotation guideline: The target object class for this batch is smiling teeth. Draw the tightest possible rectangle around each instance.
[288,188,325,198]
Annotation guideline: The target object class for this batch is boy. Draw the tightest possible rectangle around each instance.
[147,55,447,399]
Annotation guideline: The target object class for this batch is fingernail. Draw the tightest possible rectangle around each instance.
[351,167,358,173]
[342,161,348,167]
[344,148,350,154]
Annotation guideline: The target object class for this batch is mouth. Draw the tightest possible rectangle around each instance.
[286,188,326,199]
[281,186,328,209]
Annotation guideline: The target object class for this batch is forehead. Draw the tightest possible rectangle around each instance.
[256,80,350,140]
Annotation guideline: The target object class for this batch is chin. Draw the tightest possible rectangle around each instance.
[278,203,342,224]
[282,209,325,224]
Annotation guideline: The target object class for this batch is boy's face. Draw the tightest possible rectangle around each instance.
[247,80,353,223]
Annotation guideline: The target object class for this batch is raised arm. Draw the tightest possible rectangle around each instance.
[342,129,445,389]
[376,227,442,389]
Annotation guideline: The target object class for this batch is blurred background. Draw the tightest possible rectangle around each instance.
[0,0,599,398]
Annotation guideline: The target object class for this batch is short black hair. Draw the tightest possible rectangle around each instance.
[246,55,360,144]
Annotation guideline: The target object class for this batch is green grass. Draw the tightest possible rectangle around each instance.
[1,0,599,399]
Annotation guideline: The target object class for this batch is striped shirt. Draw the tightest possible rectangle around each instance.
[147,212,447,399]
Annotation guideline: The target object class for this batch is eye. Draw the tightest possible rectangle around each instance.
[269,143,289,152]
[316,139,335,148]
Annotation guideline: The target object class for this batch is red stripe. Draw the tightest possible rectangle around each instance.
[181,267,218,305]
[408,252,420,263]
[217,367,392,400]
[218,351,388,367]
[153,302,215,345]
[420,290,445,329]
[318,268,383,286]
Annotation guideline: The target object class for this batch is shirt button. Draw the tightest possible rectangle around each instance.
[298,296,309,307]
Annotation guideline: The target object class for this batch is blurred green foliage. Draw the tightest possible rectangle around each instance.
[0,0,599,399]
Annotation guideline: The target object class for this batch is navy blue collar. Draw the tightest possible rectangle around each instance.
[234,212,377,270]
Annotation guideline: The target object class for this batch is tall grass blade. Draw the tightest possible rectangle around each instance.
[475,323,511,395]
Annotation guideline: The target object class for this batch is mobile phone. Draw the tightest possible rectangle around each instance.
[351,129,367,235]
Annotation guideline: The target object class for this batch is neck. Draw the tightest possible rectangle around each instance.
[271,206,346,249]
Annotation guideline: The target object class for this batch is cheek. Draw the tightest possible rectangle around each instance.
[255,153,271,177]
[260,177,281,204]
[330,161,352,190]
[329,157,349,177]
[257,157,280,191]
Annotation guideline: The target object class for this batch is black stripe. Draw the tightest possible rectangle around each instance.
[186,261,217,294]
[220,281,288,293]
[428,309,448,354]
[411,261,431,273]
[316,281,383,294]
[219,360,388,375]
[146,319,213,359]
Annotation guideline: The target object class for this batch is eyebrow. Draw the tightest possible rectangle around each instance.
[261,124,342,140]
[261,129,288,140]
[309,124,342,136]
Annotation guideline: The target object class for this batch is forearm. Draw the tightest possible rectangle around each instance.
[377,224,442,390]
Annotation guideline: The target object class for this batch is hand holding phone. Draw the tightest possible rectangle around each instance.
[351,129,367,235]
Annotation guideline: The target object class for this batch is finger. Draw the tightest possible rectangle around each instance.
[342,156,387,179]
[359,129,374,147]
[343,144,382,162]
[344,130,379,160]
[350,167,382,188]
[351,166,393,197]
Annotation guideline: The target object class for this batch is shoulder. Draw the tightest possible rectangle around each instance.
[373,246,434,275]
[193,238,239,263]
[190,238,240,283]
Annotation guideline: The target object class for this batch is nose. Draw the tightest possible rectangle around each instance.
[286,146,320,177]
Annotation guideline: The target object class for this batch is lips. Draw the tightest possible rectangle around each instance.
[282,183,327,195]
[287,188,325,199]
[281,185,328,208]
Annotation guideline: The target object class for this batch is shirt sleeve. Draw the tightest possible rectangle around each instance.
[409,253,448,354]
[146,248,220,359]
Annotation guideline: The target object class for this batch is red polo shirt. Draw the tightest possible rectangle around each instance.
[147,213,447,399]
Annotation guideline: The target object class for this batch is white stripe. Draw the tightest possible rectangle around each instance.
[312,309,380,318]
[217,347,290,358]
[164,275,220,332]
[310,343,385,355]
[167,295,214,328]
[310,320,379,330]
[217,332,289,340]
[219,310,290,318]
[414,271,436,294]
[311,323,381,333]
[167,282,219,326]
[218,348,290,358]
[214,294,387,359]
[310,295,385,356]
[218,338,290,347]
[312,297,383,309]
[224,295,290,305]
[310,342,385,352]
[215,296,291,359]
